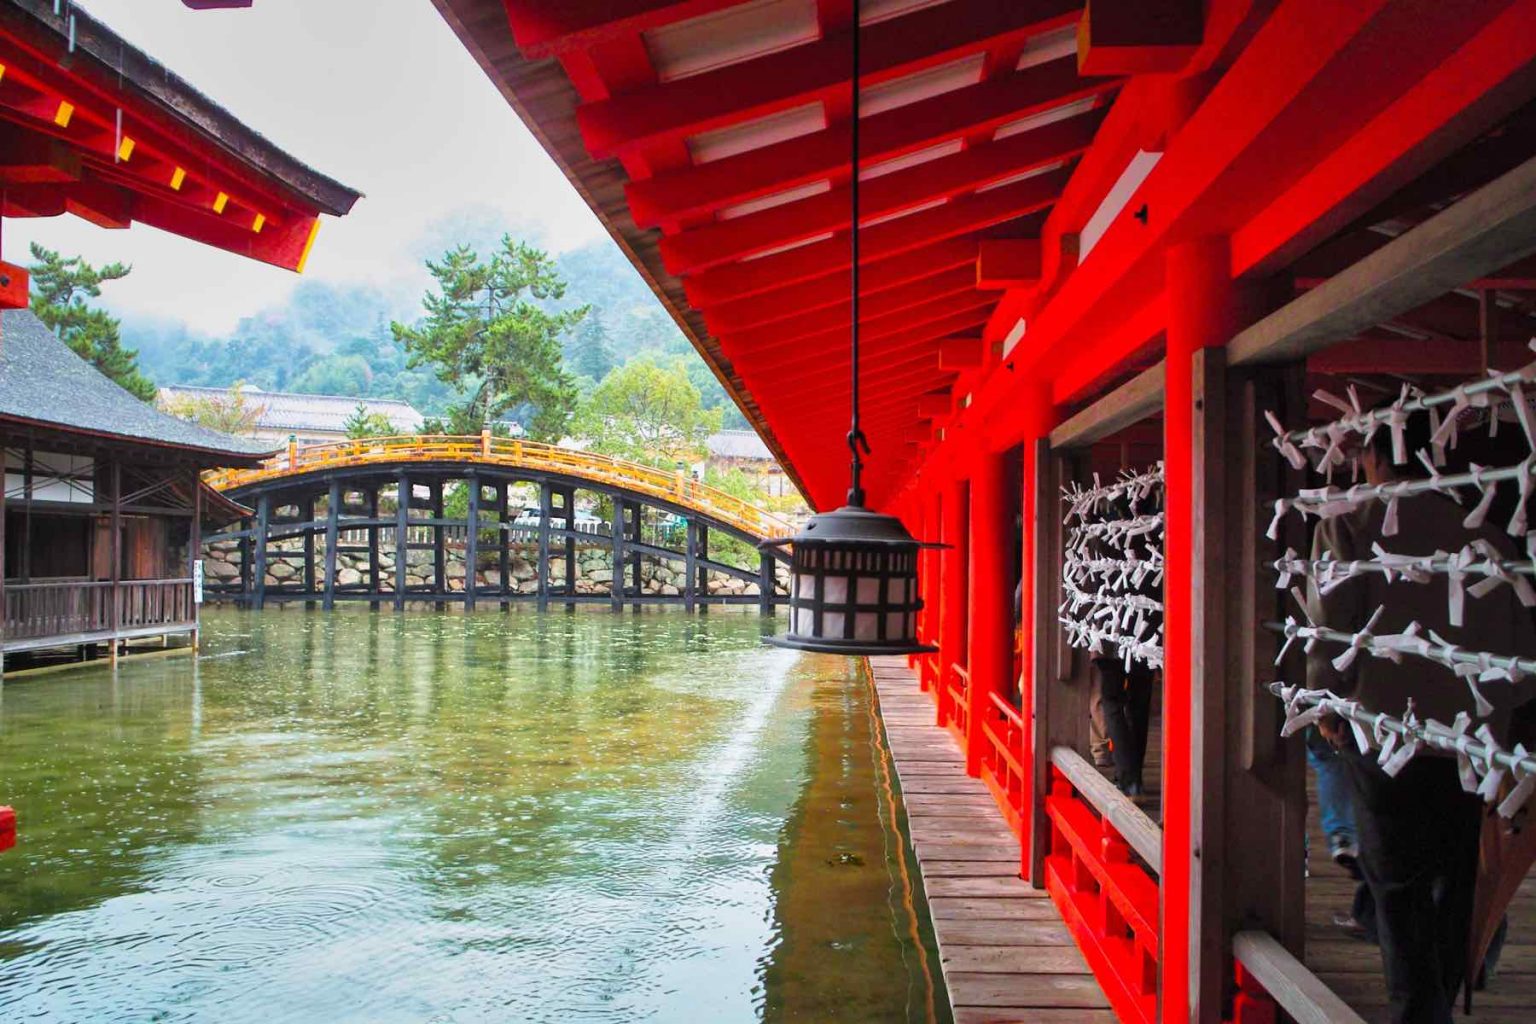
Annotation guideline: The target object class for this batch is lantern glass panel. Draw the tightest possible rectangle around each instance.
[856,576,881,605]
[824,610,846,638]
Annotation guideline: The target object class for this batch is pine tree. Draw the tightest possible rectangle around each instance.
[571,310,616,381]
[27,244,156,401]
[391,237,587,442]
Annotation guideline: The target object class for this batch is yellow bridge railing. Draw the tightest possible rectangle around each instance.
[205,434,797,542]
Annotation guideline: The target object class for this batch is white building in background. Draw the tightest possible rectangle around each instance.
[701,429,791,497]
[158,385,424,447]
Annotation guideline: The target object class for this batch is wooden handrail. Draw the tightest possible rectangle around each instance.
[203,435,796,542]
[1233,931,1366,1024]
[1051,745,1162,871]
[988,690,1024,727]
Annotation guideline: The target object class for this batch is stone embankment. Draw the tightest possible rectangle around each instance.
[203,539,790,598]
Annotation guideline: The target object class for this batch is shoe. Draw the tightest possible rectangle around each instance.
[1329,833,1360,877]
[1119,779,1144,799]
[1331,913,1369,941]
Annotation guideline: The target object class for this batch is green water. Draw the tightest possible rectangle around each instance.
[0,608,946,1023]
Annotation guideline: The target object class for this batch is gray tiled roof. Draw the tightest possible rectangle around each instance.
[158,386,424,435]
[707,429,774,460]
[0,309,274,460]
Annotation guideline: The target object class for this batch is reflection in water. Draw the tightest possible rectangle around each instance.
[0,608,943,1022]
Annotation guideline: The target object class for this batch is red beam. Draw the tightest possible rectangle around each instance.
[735,305,991,376]
[658,115,1092,273]
[1078,0,1204,76]
[702,237,980,336]
[502,0,743,59]
[686,170,1068,306]
[576,1,1081,157]
[976,239,1043,289]
[717,269,984,351]
[725,289,994,358]
[938,336,987,370]
[626,61,1116,226]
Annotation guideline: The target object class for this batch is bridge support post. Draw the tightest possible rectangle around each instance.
[697,524,709,615]
[323,479,340,611]
[239,513,252,604]
[610,495,624,612]
[431,481,447,608]
[558,486,577,611]
[395,473,409,611]
[758,552,774,615]
[367,486,381,611]
[537,481,551,612]
[498,483,511,611]
[465,474,479,612]
[303,496,317,608]
[684,519,698,613]
[252,493,270,611]
[630,502,643,613]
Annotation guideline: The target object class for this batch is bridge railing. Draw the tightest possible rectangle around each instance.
[205,435,797,542]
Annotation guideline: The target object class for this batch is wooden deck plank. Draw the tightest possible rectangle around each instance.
[866,656,1111,1024]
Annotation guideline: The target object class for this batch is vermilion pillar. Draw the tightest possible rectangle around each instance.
[1163,236,1241,1024]
[939,475,970,729]
[965,448,1010,778]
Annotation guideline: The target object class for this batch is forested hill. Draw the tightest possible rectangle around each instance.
[127,228,749,429]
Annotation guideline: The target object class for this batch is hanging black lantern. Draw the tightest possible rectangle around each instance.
[762,0,937,656]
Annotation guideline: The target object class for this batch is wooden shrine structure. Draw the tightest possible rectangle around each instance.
[0,0,358,668]
[433,0,1536,1020]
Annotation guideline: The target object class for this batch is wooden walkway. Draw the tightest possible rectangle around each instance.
[868,656,1113,1024]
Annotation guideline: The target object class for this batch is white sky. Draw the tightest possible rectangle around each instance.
[4,0,609,333]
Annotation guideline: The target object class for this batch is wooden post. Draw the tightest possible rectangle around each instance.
[239,514,252,603]
[252,490,269,613]
[610,496,625,611]
[537,481,551,612]
[758,551,774,615]
[499,483,511,610]
[1028,438,1058,886]
[109,461,121,660]
[303,496,317,606]
[631,503,644,613]
[695,523,709,614]
[431,480,446,607]
[562,488,577,611]
[367,487,381,611]
[465,474,479,611]
[394,473,409,611]
[189,467,201,651]
[323,479,340,611]
[966,448,1010,778]
[684,518,699,612]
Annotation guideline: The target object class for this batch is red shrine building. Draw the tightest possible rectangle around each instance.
[431,1,1536,1021]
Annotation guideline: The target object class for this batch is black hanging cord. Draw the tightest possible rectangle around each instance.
[846,0,870,507]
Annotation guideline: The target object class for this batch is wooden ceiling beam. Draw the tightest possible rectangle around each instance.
[976,239,1043,289]
[938,336,987,370]
[1077,0,1203,76]
[658,116,1091,273]
[626,61,1114,226]
[702,237,980,335]
[685,171,1066,305]
[503,0,745,59]
[576,0,1080,157]
[716,267,983,351]
[724,288,993,358]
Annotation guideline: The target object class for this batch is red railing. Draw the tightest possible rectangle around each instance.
[940,662,969,744]
[1044,748,1161,1024]
[1229,930,1365,1024]
[979,691,1026,837]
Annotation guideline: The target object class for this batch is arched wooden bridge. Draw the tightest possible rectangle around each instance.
[202,435,795,612]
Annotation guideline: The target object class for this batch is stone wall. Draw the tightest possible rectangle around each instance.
[203,539,790,599]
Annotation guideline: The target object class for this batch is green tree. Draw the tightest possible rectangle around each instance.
[391,237,586,442]
[573,356,722,464]
[570,310,615,382]
[158,383,265,435]
[342,403,397,439]
[28,244,155,400]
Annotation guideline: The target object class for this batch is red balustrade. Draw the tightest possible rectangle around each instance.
[939,662,969,744]
[979,691,1026,838]
[1043,757,1160,1024]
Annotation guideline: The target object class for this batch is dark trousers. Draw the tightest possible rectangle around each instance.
[1093,658,1152,788]
[1343,752,1482,1024]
